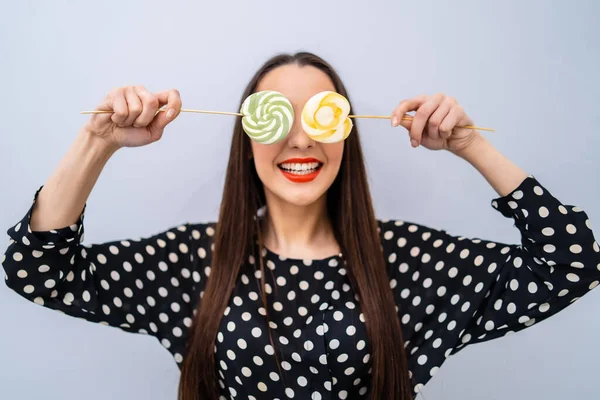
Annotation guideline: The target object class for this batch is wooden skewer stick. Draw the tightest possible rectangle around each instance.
[80,109,495,132]
[81,108,244,117]
[348,114,495,132]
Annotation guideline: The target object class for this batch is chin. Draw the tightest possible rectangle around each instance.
[273,187,326,207]
[284,194,323,207]
[258,168,335,208]
[261,177,329,208]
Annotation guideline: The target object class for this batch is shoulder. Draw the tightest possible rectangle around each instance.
[186,221,217,237]
[376,218,436,237]
[184,221,218,246]
[171,221,217,257]
[376,218,453,257]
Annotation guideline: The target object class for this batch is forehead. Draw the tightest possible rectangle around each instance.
[256,64,337,107]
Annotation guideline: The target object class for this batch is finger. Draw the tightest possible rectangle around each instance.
[410,94,443,147]
[133,86,159,128]
[439,105,464,139]
[427,100,452,141]
[110,88,129,126]
[147,89,182,134]
[398,117,412,131]
[390,95,427,127]
[89,91,114,126]
[121,86,144,127]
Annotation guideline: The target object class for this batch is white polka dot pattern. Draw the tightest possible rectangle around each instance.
[2,176,599,398]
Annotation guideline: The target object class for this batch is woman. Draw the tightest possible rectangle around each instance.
[2,52,599,400]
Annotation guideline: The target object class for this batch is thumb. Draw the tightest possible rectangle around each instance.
[148,89,182,133]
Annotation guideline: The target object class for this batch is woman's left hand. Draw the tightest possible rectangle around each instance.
[390,93,479,153]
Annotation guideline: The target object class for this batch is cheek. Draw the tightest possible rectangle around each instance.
[324,143,345,170]
[251,142,281,173]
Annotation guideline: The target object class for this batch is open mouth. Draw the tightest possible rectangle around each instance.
[278,161,322,175]
[277,158,323,182]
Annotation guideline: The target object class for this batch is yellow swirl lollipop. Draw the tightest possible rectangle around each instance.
[301,91,353,143]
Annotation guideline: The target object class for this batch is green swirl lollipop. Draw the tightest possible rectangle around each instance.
[240,90,294,144]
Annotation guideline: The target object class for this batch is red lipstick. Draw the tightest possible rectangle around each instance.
[278,157,323,183]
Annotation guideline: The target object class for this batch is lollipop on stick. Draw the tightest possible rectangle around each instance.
[301,91,495,143]
[81,91,294,144]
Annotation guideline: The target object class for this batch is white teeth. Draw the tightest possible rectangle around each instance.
[280,162,319,171]
[279,161,321,174]
[288,170,311,175]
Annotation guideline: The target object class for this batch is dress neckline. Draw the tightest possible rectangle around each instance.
[261,245,343,265]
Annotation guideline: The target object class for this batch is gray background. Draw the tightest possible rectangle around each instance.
[1,1,599,399]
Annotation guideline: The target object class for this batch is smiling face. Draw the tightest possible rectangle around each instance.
[251,64,345,208]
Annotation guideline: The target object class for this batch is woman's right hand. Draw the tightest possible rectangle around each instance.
[84,85,182,149]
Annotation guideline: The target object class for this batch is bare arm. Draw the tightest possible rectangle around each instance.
[30,129,117,231]
[452,131,529,197]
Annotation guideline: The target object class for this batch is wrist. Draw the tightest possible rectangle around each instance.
[78,127,119,160]
[450,131,489,162]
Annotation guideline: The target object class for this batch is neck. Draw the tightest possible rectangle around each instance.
[261,192,340,260]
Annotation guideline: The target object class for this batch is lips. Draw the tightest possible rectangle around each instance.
[277,157,323,183]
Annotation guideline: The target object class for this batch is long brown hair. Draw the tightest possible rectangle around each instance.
[178,52,411,400]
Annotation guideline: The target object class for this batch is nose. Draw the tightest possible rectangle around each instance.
[286,108,316,149]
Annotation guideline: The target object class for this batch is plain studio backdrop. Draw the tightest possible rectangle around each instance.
[1,1,599,399]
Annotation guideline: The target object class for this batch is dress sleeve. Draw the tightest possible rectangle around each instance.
[2,186,215,338]
[379,175,599,381]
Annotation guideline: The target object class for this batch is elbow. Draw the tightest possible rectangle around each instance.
[2,241,57,301]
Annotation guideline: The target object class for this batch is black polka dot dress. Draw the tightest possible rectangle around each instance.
[3,175,600,399]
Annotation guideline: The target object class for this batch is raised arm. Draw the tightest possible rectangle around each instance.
[1,86,214,363]
[31,85,182,231]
